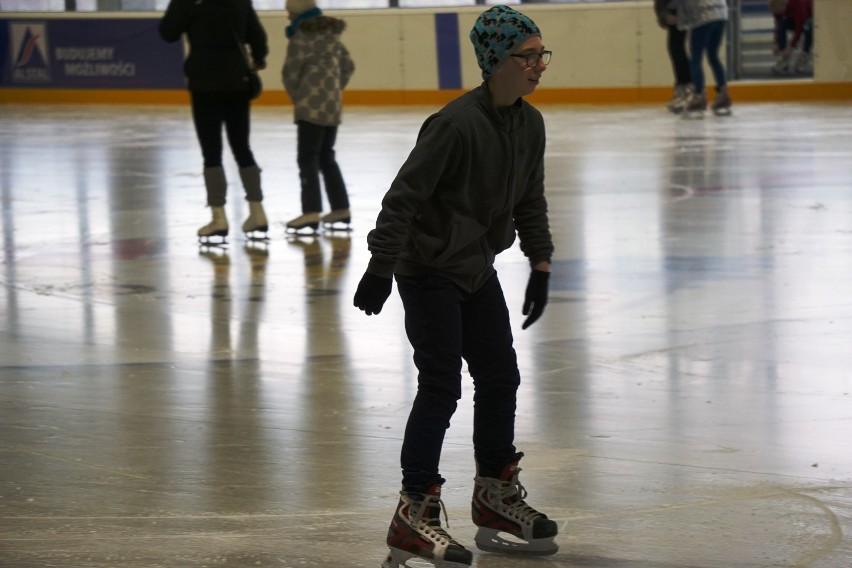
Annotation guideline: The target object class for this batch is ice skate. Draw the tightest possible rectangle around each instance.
[382,482,473,568]
[794,51,813,75]
[771,56,791,76]
[472,452,558,556]
[198,206,229,246]
[666,84,692,115]
[682,92,707,120]
[242,201,269,241]
[285,212,320,234]
[320,208,352,232]
[711,87,732,117]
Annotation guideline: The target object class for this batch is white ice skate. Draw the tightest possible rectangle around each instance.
[285,212,321,235]
[471,453,559,556]
[320,208,352,232]
[666,84,692,115]
[198,206,229,247]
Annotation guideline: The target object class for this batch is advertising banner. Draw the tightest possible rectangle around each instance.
[1,18,185,89]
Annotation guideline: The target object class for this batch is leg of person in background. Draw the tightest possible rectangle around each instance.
[317,125,351,230]
[705,20,732,116]
[794,17,814,74]
[287,120,324,234]
[666,23,693,114]
[192,91,229,242]
[685,25,709,117]
[772,17,793,75]
[222,91,268,239]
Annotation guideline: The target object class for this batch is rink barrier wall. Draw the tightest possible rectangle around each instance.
[1,0,851,106]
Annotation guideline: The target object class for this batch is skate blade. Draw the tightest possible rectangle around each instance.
[284,224,319,235]
[243,230,270,242]
[322,221,352,232]
[712,108,732,117]
[682,110,705,120]
[474,527,558,556]
[382,548,471,568]
[198,235,228,247]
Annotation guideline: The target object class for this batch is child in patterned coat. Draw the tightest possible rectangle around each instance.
[282,0,355,233]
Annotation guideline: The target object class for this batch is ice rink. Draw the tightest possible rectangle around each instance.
[1,100,851,567]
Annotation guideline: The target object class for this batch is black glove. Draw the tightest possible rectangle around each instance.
[353,271,393,316]
[522,269,550,330]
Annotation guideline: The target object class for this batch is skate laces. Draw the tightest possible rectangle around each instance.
[404,492,458,546]
[477,469,543,525]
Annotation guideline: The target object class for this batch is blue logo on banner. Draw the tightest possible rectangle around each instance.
[10,22,51,83]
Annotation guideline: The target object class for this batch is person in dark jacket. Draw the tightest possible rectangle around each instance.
[353,6,558,567]
[281,0,355,233]
[160,0,269,242]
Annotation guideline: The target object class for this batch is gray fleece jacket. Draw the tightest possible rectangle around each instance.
[366,83,554,293]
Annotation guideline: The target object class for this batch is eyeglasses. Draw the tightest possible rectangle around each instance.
[510,50,552,68]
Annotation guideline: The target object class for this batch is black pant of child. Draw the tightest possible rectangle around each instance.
[190,90,257,170]
[296,120,349,214]
[396,272,521,493]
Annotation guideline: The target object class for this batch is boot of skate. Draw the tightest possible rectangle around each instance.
[199,167,229,243]
[285,212,321,233]
[242,201,269,237]
[666,84,692,114]
[711,86,732,116]
[382,481,473,568]
[320,208,351,230]
[772,54,791,76]
[683,91,707,118]
[794,51,813,75]
[238,165,268,237]
[198,206,229,243]
[471,452,558,556]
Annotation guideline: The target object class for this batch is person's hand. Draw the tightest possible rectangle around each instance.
[353,272,392,315]
[522,269,550,330]
[665,13,677,26]
[772,43,780,56]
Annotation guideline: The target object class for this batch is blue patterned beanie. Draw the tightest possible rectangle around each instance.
[470,5,541,80]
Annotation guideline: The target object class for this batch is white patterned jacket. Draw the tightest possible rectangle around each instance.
[673,0,729,31]
[282,16,355,126]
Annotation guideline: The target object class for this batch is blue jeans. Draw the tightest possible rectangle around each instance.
[296,121,349,214]
[689,20,727,95]
[396,273,520,491]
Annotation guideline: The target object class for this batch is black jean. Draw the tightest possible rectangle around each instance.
[296,121,349,214]
[190,90,257,169]
[396,272,520,491]
[667,23,692,86]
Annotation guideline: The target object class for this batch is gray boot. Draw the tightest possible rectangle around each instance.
[203,166,228,207]
[199,167,229,241]
[239,165,268,236]
[239,165,263,202]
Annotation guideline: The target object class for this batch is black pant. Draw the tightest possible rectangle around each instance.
[190,90,257,169]
[396,273,520,491]
[296,121,349,214]
[667,24,692,86]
